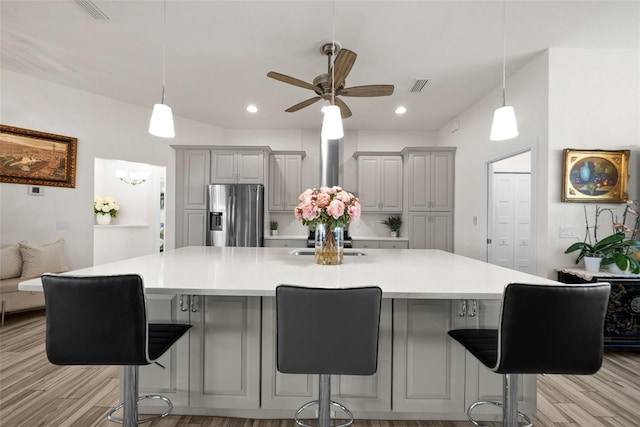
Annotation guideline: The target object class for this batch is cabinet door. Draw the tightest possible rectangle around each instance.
[409,212,453,251]
[379,240,409,249]
[183,210,206,247]
[357,156,381,211]
[264,239,306,248]
[392,299,466,413]
[189,296,261,409]
[408,151,454,211]
[379,156,403,212]
[236,150,264,183]
[269,155,286,210]
[430,151,454,211]
[182,150,210,209]
[333,299,392,412]
[211,150,237,183]
[284,155,302,210]
[352,240,380,249]
[139,294,190,408]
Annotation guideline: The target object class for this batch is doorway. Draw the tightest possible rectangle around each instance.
[487,151,535,273]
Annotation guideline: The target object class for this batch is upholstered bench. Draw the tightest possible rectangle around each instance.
[0,239,68,325]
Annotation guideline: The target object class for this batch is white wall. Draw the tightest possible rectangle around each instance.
[548,49,639,277]
[0,70,224,270]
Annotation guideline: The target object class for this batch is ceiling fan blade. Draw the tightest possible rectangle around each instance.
[329,49,357,89]
[334,97,353,119]
[339,85,395,97]
[267,71,315,91]
[285,97,322,112]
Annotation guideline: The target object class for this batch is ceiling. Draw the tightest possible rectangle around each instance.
[1,1,638,133]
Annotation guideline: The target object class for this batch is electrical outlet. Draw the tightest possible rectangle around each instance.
[560,226,577,238]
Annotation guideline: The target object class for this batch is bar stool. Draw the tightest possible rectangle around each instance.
[276,285,382,427]
[448,282,611,427]
[42,273,192,427]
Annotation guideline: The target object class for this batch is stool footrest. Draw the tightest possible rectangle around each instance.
[294,399,354,427]
[467,400,532,427]
[107,394,173,425]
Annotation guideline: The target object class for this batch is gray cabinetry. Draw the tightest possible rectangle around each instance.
[354,154,403,212]
[408,212,453,251]
[269,153,303,211]
[211,149,264,184]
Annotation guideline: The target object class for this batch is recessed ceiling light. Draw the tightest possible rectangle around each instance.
[395,106,407,115]
[246,105,258,113]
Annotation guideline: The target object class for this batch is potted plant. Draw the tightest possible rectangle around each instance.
[270,221,278,236]
[382,216,402,238]
[565,232,640,274]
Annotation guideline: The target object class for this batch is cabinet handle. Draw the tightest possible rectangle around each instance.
[190,295,200,312]
[468,299,477,317]
[459,299,467,317]
[180,295,188,312]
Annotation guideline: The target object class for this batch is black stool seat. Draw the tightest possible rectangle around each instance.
[42,273,192,427]
[448,282,611,427]
[448,329,498,369]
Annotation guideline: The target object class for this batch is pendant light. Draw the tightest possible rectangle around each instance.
[490,0,518,141]
[148,0,175,138]
[321,1,344,140]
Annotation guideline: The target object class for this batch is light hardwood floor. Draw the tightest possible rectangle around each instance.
[1,310,639,427]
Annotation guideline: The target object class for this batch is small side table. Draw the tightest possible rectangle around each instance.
[557,267,640,351]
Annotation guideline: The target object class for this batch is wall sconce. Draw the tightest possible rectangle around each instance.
[117,170,149,186]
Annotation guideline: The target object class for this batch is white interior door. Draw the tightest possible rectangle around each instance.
[487,152,533,273]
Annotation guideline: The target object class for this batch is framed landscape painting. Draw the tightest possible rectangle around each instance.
[0,125,77,188]
[561,149,629,203]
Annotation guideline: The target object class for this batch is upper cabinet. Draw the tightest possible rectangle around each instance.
[211,149,264,184]
[355,154,403,212]
[179,150,211,210]
[406,149,455,212]
[269,153,304,212]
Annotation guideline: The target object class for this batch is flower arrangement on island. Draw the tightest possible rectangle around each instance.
[294,186,361,229]
[294,186,361,265]
[94,196,120,218]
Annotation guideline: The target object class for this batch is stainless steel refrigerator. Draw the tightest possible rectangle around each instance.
[206,184,264,247]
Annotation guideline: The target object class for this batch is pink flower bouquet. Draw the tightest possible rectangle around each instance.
[294,186,361,230]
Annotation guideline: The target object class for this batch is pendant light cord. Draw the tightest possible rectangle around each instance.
[501,0,507,106]
[161,0,167,104]
[331,0,336,106]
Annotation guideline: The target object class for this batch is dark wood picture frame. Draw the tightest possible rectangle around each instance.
[561,149,629,203]
[0,125,77,188]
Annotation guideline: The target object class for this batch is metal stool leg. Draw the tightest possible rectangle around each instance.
[294,374,354,427]
[466,374,532,427]
[107,365,173,426]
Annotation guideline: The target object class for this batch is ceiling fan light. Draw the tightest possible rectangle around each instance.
[490,105,518,141]
[149,103,175,138]
[321,105,344,140]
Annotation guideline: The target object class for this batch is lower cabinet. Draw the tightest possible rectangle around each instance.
[409,212,453,251]
[139,295,534,420]
[393,298,534,418]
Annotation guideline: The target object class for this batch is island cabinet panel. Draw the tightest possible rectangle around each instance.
[211,149,264,184]
[189,296,261,409]
[139,294,190,408]
[392,299,467,413]
[261,298,393,413]
[263,238,306,248]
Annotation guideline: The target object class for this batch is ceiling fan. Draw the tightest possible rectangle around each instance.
[267,43,394,119]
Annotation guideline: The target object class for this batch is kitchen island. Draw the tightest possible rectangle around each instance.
[19,247,559,421]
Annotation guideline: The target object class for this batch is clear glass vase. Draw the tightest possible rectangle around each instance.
[314,223,344,265]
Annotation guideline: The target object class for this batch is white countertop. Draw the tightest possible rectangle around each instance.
[20,247,559,299]
[264,235,409,242]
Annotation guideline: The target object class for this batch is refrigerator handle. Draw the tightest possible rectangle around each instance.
[229,196,236,246]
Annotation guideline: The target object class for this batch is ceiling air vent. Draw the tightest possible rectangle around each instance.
[409,79,429,93]
[74,0,110,20]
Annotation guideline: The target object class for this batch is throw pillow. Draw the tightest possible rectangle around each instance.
[19,239,68,279]
[1,243,24,279]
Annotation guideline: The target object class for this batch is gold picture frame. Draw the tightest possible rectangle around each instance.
[561,149,629,203]
[0,125,77,188]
